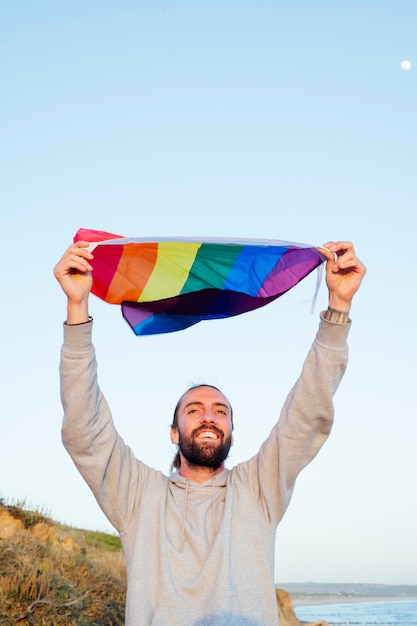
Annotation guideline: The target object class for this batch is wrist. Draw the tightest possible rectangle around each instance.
[66,299,90,325]
[328,294,351,313]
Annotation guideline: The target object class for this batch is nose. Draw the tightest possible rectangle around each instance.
[199,409,216,423]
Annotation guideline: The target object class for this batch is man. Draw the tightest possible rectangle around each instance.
[54,239,366,626]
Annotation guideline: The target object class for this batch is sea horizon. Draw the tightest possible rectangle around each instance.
[276,581,417,605]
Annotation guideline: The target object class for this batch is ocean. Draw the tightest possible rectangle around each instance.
[294,599,417,625]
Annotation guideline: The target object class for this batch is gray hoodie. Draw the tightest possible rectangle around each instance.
[60,315,350,625]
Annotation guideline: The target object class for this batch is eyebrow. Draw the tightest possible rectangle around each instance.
[183,401,230,411]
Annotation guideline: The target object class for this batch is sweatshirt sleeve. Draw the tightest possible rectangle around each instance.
[59,321,147,533]
[239,314,350,526]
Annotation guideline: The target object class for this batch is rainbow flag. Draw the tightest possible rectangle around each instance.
[74,228,325,336]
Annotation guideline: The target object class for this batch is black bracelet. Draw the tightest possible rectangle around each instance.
[323,308,349,324]
[65,315,93,326]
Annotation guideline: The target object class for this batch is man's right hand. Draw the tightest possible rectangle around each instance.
[54,241,94,324]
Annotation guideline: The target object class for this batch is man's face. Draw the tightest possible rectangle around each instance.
[171,386,233,471]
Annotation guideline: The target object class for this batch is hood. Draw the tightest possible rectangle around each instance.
[168,468,229,489]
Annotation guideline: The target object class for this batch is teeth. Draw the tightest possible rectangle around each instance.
[197,431,217,439]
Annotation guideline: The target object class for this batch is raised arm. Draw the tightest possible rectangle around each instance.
[244,241,366,524]
[54,242,147,531]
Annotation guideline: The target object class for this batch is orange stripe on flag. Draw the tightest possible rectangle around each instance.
[105,243,159,303]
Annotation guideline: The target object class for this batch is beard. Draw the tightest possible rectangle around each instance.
[178,425,232,470]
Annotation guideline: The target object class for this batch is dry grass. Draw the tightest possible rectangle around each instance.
[0,502,126,625]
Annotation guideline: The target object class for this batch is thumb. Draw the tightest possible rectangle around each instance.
[317,245,336,266]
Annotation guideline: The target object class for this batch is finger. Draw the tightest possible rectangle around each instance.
[321,242,358,273]
[54,251,93,279]
[337,255,367,275]
[321,241,336,250]
[325,241,355,257]
[68,241,94,257]
[317,245,336,263]
[68,257,93,273]
[64,243,94,266]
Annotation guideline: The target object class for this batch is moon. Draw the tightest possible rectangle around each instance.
[400,60,412,71]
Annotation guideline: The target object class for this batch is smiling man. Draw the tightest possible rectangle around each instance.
[54,239,366,626]
[170,385,234,475]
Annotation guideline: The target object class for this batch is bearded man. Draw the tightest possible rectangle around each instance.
[54,239,366,626]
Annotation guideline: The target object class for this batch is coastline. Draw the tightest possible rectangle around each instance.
[275,583,417,608]
[292,595,417,607]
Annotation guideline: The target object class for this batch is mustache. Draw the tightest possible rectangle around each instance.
[191,424,224,439]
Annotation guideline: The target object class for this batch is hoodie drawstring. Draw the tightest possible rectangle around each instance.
[211,478,216,543]
[180,480,189,553]
[179,478,217,552]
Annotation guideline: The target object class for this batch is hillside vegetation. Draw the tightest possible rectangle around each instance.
[0,500,126,625]
[2,501,415,625]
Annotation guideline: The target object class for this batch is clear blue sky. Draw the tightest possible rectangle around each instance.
[1,1,416,585]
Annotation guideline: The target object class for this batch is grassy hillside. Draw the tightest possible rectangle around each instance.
[0,500,126,625]
[3,500,415,625]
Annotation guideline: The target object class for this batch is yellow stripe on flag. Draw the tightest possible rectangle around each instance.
[138,242,202,302]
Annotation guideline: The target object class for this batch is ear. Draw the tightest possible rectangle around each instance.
[170,425,179,445]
